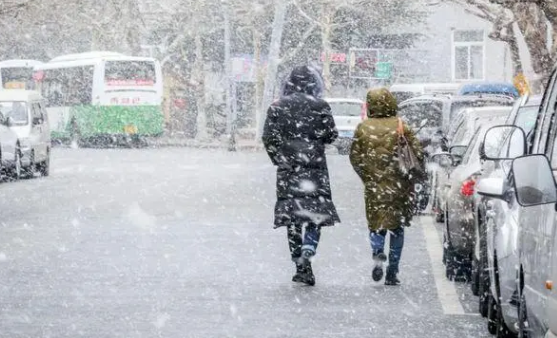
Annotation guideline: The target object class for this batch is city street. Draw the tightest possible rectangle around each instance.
[0,148,490,338]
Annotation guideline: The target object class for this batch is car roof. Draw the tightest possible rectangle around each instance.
[458,105,512,118]
[0,89,43,101]
[325,98,364,104]
[390,83,461,91]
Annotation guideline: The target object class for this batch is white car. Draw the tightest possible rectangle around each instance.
[325,98,366,155]
[0,106,21,180]
[0,90,51,177]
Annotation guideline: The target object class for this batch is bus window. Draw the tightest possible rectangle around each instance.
[104,61,156,86]
[1,67,35,90]
[40,66,94,107]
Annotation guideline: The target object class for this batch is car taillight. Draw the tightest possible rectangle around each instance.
[460,179,476,197]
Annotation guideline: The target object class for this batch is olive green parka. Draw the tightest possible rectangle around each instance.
[349,88,424,231]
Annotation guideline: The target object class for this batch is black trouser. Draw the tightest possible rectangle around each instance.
[287,222,321,263]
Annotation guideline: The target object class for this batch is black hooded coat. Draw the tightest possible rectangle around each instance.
[262,66,340,228]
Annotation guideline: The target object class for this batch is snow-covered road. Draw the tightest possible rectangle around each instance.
[0,148,490,337]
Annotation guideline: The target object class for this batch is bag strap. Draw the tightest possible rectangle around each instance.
[397,118,405,136]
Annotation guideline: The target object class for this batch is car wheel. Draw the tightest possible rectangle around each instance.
[39,151,50,177]
[24,151,35,179]
[435,209,445,223]
[337,146,349,155]
[517,294,529,338]
[488,292,498,335]
[478,248,490,317]
[9,147,22,180]
[496,301,515,338]
[471,256,480,296]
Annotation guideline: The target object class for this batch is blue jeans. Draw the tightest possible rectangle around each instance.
[369,227,405,275]
[287,222,321,262]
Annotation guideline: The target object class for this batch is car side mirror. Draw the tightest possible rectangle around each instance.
[476,177,507,201]
[430,152,455,169]
[33,117,43,125]
[480,125,526,161]
[512,154,557,207]
[449,145,467,157]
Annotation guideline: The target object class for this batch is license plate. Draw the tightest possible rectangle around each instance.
[339,130,354,138]
[124,125,138,134]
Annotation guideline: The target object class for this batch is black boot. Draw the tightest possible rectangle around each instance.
[292,261,315,286]
[292,263,305,283]
[385,271,401,286]
[372,252,387,282]
[299,263,315,286]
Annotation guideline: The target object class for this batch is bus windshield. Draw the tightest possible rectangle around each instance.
[104,61,156,86]
[1,67,35,89]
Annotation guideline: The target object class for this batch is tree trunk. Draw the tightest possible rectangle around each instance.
[515,3,553,93]
[258,0,288,139]
[193,34,208,140]
[321,8,333,97]
[253,29,263,132]
[507,23,523,76]
[125,0,142,55]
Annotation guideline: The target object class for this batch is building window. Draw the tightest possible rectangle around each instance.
[452,30,485,81]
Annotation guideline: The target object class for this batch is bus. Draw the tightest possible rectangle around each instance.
[0,59,44,90]
[33,52,164,143]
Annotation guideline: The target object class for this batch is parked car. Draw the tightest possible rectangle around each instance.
[471,95,541,334]
[398,94,516,149]
[474,68,557,337]
[0,90,50,177]
[457,82,520,99]
[325,98,366,155]
[389,82,461,103]
[0,102,21,180]
[431,113,508,282]
[477,151,557,338]
[432,106,513,223]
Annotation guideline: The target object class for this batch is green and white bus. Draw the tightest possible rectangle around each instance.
[33,52,164,143]
[0,59,44,90]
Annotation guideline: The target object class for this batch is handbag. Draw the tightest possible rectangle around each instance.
[396,118,423,176]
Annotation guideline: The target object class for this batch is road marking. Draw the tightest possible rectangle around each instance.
[421,217,466,315]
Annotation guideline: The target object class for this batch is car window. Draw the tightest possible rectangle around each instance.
[31,103,42,125]
[451,120,467,145]
[0,101,28,125]
[398,101,443,129]
[461,127,481,165]
[514,106,539,135]
[392,91,418,104]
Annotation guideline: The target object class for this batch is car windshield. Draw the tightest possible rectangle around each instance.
[514,105,539,134]
[0,101,28,125]
[328,101,362,116]
[398,100,443,129]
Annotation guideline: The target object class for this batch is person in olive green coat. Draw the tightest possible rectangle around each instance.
[349,88,424,285]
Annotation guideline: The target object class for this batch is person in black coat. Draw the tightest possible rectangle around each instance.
[262,65,340,286]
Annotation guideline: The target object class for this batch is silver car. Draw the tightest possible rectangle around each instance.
[473,95,541,336]
[0,90,51,177]
[0,102,22,180]
[433,115,508,281]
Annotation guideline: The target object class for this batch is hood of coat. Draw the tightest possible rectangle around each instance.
[281,66,324,98]
[366,88,398,118]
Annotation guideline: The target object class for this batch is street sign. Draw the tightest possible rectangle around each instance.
[374,62,392,79]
